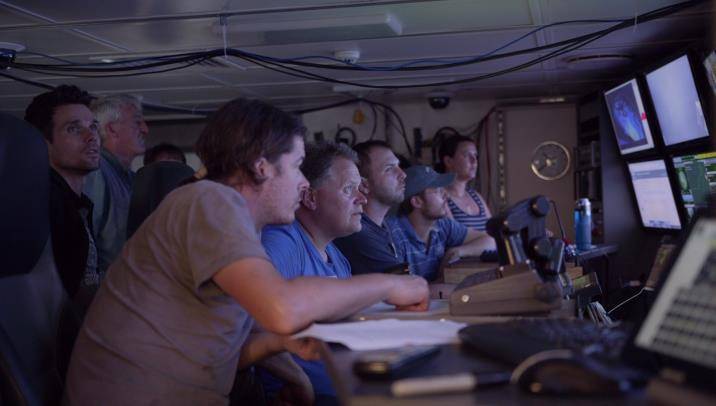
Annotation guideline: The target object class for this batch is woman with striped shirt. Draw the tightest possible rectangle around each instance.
[436,135,492,231]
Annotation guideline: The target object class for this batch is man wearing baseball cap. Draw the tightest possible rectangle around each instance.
[390,165,495,281]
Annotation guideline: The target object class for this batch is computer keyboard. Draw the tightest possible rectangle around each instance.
[459,318,630,366]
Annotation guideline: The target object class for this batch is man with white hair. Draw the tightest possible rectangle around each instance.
[84,94,149,273]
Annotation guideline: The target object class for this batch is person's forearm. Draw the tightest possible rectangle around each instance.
[280,274,397,327]
[458,235,496,256]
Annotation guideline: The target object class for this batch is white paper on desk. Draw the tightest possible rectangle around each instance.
[292,319,466,351]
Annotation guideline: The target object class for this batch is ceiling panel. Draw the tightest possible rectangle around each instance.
[0,0,712,119]
[44,0,537,52]
[543,0,697,21]
[2,0,363,22]
[1,28,121,54]
[546,14,712,49]
[0,5,41,26]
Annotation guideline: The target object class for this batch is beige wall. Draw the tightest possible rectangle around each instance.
[501,104,577,241]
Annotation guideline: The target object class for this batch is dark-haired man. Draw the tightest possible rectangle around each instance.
[260,142,367,402]
[66,98,429,405]
[24,84,102,313]
[334,140,409,274]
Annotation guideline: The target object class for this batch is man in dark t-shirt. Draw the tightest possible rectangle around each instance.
[335,141,409,274]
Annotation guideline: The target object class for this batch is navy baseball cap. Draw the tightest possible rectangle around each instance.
[403,165,455,200]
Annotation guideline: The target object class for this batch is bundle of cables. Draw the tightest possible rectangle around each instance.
[0,0,704,88]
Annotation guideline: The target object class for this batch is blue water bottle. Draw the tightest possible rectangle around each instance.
[574,198,592,251]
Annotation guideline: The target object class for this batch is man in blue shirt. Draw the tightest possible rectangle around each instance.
[334,141,409,274]
[261,142,370,404]
[392,165,496,281]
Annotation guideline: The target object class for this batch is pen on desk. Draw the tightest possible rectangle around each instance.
[390,371,511,397]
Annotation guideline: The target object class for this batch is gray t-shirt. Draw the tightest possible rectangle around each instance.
[66,180,268,406]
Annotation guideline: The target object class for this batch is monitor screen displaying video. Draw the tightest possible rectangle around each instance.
[646,54,710,147]
[672,152,716,219]
[604,79,655,155]
[627,160,682,230]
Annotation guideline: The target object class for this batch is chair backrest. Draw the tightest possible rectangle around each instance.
[126,160,195,238]
[0,112,70,406]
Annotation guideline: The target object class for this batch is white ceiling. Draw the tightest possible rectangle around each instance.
[0,0,713,120]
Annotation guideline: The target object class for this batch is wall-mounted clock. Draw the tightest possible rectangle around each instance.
[531,141,571,180]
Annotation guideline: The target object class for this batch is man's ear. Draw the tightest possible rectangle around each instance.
[443,155,454,170]
[301,187,318,210]
[410,194,423,210]
[252,157,272,183]
[104,121,118,140]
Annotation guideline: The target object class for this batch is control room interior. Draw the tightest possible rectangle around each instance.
[1,0,716,404]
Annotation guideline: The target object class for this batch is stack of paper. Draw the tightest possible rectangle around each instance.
[293,318,466,351]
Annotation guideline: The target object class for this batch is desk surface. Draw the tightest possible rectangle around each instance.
[322,300,645,405]
[322,343,645,405]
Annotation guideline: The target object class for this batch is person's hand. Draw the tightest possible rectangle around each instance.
[395,297,429,312]
[282,337,322,362]
[385,275,429,311]
[442,246,463,265]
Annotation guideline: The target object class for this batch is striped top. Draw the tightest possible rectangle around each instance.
[447,188,489,231]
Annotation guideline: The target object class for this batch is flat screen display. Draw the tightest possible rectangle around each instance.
[645,55,710,146]
[627,160,682,230]
[672,151,716,219]
[604,79,655,155]
[635,218,716,370]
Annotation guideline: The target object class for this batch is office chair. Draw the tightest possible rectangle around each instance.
[126,160,195,239]
[0,113,74,405]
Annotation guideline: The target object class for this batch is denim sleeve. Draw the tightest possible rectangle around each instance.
[441,218,468,248]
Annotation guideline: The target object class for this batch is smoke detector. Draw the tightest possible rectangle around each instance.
[334,50,361,64]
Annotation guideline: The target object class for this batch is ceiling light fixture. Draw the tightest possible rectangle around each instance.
[213,13,402,43]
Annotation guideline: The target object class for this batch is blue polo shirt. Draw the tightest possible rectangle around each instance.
[388,216,467,281]
[334,214,407,275]
[260,221,351,397]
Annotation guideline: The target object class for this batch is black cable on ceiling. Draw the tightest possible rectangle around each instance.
[0,70,212,116]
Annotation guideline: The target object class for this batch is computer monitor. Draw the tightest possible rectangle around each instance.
[604,79,655,155]
[672,151,716,219]
[645,54,710,147]
[635,217,716,374]
[627,159,682,230]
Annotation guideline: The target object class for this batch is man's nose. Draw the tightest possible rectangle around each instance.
[356,190,368,205]
[397,167,407,181]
